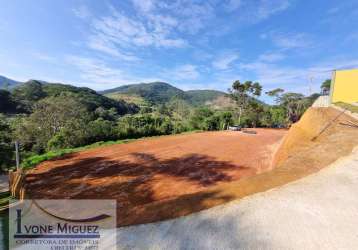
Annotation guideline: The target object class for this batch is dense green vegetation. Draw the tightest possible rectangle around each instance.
[101,82,186,104]
[105,92,148,106]
[0,115,14,171]
[186,89,226,106]
[0,77,320,172]
[6,80,139,114]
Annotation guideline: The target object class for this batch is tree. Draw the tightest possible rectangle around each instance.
[14,94,91,152]
[0,89,17,113]
[168,97,191,133]
[12,80,46,112]
[265,88,284,104]
[279,93,307,123]
[189,107,214,130]
[219,111,233,130]
[266,88,314,125]
[94,107,118,121]
[230,80,262,125]
[204,115,221,131]
[0,115,14,172]
[320,79,331,95]
[247,101,265,127]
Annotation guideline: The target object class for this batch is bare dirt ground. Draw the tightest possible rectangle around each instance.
[25,129,285,226]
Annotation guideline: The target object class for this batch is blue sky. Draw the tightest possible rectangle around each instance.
[1,0,358,99]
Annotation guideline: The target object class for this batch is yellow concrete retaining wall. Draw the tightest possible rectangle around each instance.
[331,69,358,103]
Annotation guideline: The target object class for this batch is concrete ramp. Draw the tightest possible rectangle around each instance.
[312,95,330,107]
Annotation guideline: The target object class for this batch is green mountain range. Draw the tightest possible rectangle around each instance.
[0,79,139,115]
[1,75,231,112]
[100,82,227,106]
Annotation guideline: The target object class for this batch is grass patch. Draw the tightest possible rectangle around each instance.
[335,102,358,114]
[21,139,136,170]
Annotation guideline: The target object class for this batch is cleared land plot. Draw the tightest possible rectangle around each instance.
[25,129,285,226]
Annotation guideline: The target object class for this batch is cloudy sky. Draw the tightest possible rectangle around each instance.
[1,0,358,98]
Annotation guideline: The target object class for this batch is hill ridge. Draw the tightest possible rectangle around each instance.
[100,81,227,106]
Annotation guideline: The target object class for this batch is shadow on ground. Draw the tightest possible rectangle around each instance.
[25,153,248,226]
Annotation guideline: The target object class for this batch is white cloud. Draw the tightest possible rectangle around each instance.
[212,71,244,91]
[240,58,358,94]
[66,55,124,83]
[65,55,191,90]
[87,35,140,61]
[32,52,57,63]
[192,50,213,61]
[274,33,311,49]
[241,61,306,86]
[233,0,290,23]
[212,53,239,70]
[223,0,242,12]
[176,2,215,34]
[92,8,187,49]
[163,64,200,81]
[255,0,290,21]
[72,5,91,19]
[65,55,147,89]
[262,31,313,50]
[258,52,285,62]
[154,0,215,35]
[131,0,155,13]
[75,3,192,61]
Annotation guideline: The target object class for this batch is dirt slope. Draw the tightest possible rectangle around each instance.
[273,107,357,167]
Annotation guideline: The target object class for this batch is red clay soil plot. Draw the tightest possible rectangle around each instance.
[25,129,286,226]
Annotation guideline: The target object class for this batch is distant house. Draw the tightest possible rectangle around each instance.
[330,69,358,104]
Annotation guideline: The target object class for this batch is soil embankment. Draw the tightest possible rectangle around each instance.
[273,107,357,167]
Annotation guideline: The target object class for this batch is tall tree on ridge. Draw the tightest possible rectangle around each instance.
[230,80,262,125]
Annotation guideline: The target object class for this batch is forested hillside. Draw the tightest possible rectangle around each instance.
[101,82,227,106]
[185,90,226,106]
[101,82,185,104]
[0,80,138,115]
